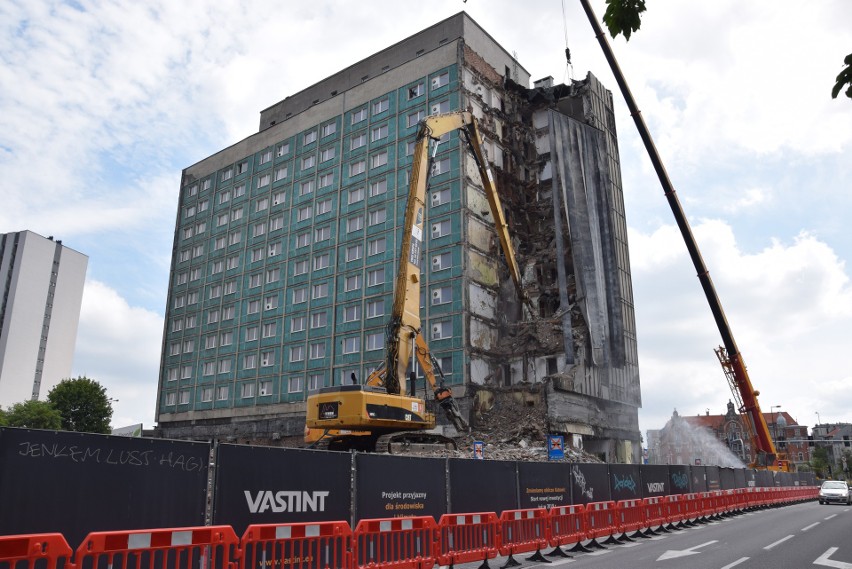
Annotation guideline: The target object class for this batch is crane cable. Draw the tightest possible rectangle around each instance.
[561,0,574,82]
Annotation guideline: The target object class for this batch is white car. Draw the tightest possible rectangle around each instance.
[818,480,851,505]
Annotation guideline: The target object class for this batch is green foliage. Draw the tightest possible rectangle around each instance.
[602,0,647,41]
[47,376,113,434]
[831,53,852,100]
[0,406,8,427]
[4,400,62,430]
[810,446,830,478]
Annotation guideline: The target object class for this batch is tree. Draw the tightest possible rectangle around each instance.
[3,400,63,429]
[600,0,852,100]
[810,446,831,479]
[0,406,7,427]
[47,376,113,434]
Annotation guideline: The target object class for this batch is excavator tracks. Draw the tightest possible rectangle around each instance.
[374,431,458,454]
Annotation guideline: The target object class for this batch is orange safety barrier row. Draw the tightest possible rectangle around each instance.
[0,487,818,569]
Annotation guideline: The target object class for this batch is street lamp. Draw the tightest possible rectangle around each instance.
[815,411,821,426]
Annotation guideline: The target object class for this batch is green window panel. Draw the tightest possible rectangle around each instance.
[428,65,457,97]
[366,145,395,178]
[398,77,428,111]
[369,91,396,124]
[273,138,295,163]
[343,130,368,161]
[335,301,363,333]
[298,126,319,153]
[344,105,369,134]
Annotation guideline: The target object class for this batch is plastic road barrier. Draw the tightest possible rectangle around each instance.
[353,516,436,569]
[240,521,352,569]
[0,533,73,569]
[584,501,617,544]
[436,512,498,568]
[548,504,586,548]
[497,508,550,566]
[615,499,647,539]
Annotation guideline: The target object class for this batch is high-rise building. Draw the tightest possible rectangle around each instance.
[0,231,88,407]
[156,12,642,461]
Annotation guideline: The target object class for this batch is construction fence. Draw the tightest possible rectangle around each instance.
[0,427,816,545]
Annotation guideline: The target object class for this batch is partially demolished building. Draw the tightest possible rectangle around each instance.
[156,12,641,462]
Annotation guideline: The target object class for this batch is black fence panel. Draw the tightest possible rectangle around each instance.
[608,464,641,502]
[355,454,447,522]
[756,469,774,487]
[668,465,691,495]
[570,463,610,505]
[212,445,351,536]
[638,465,669,498]
[0,427,209,548]
[719,467,736,490]
[705,466,721,490]
[517,462,571,509]
[689,466,708,492]
[448,459,517,515]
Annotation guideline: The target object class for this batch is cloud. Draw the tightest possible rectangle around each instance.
[73,280,162,428]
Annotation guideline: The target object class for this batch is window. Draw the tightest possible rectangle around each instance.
[298,205,312,222]
[272,190,286,205]
[218,358,232,373]
[190,268,201,281]
[291,315,306,332]
[167,368,179,381]
[308,374,323,392]
[320,147,335,162]
[250,273,262,288]
[276,142,290,157]
[312,282,329,299]
[348,215,364,233]
[166,392,176,406]
[309,342,326,359]
[314,253,330,271]
[290,376,305,393]
[244,354,257,369]
[344,304,360,322]
[408,82,425,99]
[366,332,384,351]
[290,345,305,362]
[212,261,225,275]
[432,219,451,238]
[259,149,272,164]
[352,107,367,124]
[220,331,234,346]
[372,97,389,115]
[302,155,315,169]
[368,208,386,226]
[219,191,233,206]
[233,183,246,198]
[231,207,243,222]
[192,244,204,258]
[246,326,259,341]
[201,387,213,402]
[371,124,388,142]
[431,319,453,340]
[209,284,222,299]
[199,199,210,212]
[311,311,328,328]
[171,317,183,332]
[315,225,331,242]
[432,285,452,305]
[261,351,275,367]
[371,151,388,169]
[433,157,450,175]
[431,187,451,207]
[181,365,192,379]
[366,298,385,318]
[187,291,199,304]
[176,271,188,285]
[268,243,280,256]
[203,361,215,375]
[319,172,334,188]
[431,72,449,89]
[237,161,248,174]
[256,197,269,212]
[182,227,193,240]
[351,133,367,150]
[226,255,239,270]
[293,287,308,303]
[369,179,387,197]
[257,173,271,188]
[185,205,196,219]
[350,160,366,176]
[248,299,261,314]
[185,315,197,328]
[343,336,360,354]
[252,247,264,262]
[308,200,328,218]
[367,267,385,286]
[215,236,226,250]
[183,339,195,353]
[432,251,451,271]
[187,184,198,196]
[179,250,190,263]
[321,121,336,137]
[216,386,229,401]
[263,322,278,338]
[304,130,317,145]
[406,140,416,156]
[169,342,180,356]
[430,100,450,115]
[345,274,361,291]
[259,380,273,395]
[349,187,365,204]
[241,383,255,398]
[439,356,452,375]
[207,309,220,324]
[270,216,284,232]
[300,180,315,196]
[266,268,280,283]
[346,244,362,262]
[296,232,311,248]
[264,295,279,310]
[222,305,235,319]
[274,166,288,181]
[195,221,206,235]
[407,110,425,128]
[368,237,386,256]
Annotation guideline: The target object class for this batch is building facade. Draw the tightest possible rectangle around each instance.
[155,12,642,460]
[0,231,88,407]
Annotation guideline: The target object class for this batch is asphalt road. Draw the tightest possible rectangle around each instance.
[453,501,851,569]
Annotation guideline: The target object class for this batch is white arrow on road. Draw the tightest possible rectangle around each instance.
[815,547,852,569]
[657,540,718,561]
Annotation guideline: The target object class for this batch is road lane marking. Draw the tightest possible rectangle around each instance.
[825,514,838,520]
[720,557,750,569]
[814,547,852,568]
[764,535,794,550]
[802,522,820,531]
[657,540,718,561]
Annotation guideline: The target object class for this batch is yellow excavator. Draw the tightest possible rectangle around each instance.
[304,111,526,452]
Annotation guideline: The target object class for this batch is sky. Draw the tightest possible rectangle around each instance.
[1,0,850,442]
